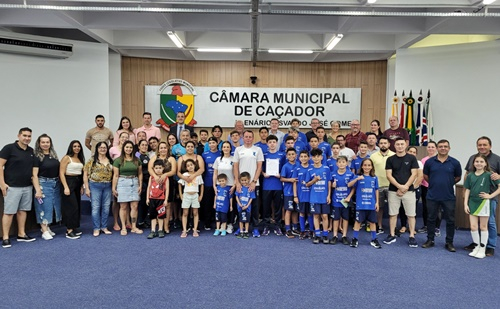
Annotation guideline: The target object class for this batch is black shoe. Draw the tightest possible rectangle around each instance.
[350,238,359,248]
[445,243,456,252]
[342,236,350,245]
[2,239,11,248]
[464,242,478,252]
[312,236,320,244]
[17,234,36,242]
[329,236,338,245]
[285,230,295,239]
[291,229,300,236]
[370,239,382,249]
[66,231,80,240]
[422,239,435,248]
[322,236,329,244]
[73,229,83,236]
[486,248,494,256]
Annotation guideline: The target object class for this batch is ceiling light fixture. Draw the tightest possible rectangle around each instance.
[197,48,242,53]
[367,0,377,4]
[167,31,183,48]
[326,34,344,51]
[483,0,496,4]
[268,49,313,54]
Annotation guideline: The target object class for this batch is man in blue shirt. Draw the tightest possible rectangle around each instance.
[201,137,220,230]
[422,139,462,252]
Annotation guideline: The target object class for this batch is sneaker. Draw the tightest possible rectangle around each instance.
[213,230,221,236]
[350,238,359,248]
[285,230,295,239]
[445,243,456,252]
[464,242,477,252]
[243,232,249,239]
[65,232,80,240]
[147,232,156,239]
[221,230,227,236]
[2,239,11,248]
[226,224,234,234]
[383,235,396,244]
[236,233,243,239]
[312,236,320,244]
[308,230,314,239]
[17,234,36,242]
[408,237,418,248]
[158,230,165,238]
[274,227,283,236]
[342,236,350,245]
[291,229,300,236]
[204,225,211,231]
[422,239,435,248]
[376,227,384,235]
[234,228,241,236]
[486,248,494,256]
[41,228,56,237]
[322,236,329,244]
[262,227,270,236]
[329,236,338,245]
[73,229,83,236]
[417,226,428,234]
[299,232,305,240]
[42,231,53,240]
[252,229,261,238]
[370,239,382,249]
[435,228,441,237]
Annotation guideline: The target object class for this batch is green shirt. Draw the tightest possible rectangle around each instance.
[113,158,139,176]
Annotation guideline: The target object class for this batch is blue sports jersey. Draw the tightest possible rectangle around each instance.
[292,164,311,203]
[326,157,338,175]
[215,185,232,213]
[254,141,269,154]
[279,140,307,154]
[281,161,298,197]
[235,186,256,211]
[262,150,286,190]
[351,155,370,174]
[353,175,379,210]
[331,170,355,207]
[306,165,331,204]
[202,150,219,187]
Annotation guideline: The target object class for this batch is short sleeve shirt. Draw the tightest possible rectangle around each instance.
[0,142,34,187]
[86,127,113,153]
[385,153,418,192]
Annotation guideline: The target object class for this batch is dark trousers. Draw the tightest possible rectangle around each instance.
[262,190,283,228]
[251,187,261,230]
[62,175,82,230]
[426,199,455,243]
[138,181,149,224]
[201,186,215,227]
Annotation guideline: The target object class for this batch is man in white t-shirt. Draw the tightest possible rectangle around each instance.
[336,134,355,161]
[233,130,264,238]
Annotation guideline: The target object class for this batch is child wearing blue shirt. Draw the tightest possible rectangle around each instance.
[330,156,355,245]
[261,135,286,236]
[235,172,255,239]
[306,148,332,244]
[213,173,233,237]
[281,148,299,238]
[348,158,381,249]
[351,141,370,174]
[293,150,313,240]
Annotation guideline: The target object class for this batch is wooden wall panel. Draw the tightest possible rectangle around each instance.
[122,58,387,139]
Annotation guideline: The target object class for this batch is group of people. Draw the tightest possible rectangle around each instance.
[1,113,499,259]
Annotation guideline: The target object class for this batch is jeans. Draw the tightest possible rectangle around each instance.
[426,199,455,243]
[34,178,61,224]
[487,198,498,249]
[89,181,112,230]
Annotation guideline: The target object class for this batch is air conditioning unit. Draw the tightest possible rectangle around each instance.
[0,32,73,59]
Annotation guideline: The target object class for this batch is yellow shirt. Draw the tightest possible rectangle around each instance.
[370,150,395,187]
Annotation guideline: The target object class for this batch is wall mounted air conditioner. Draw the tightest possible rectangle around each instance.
[0,33,73,59]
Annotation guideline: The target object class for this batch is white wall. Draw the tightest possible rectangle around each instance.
[388,40,500,173]
[108,52,122,136]
[0,35,110,159]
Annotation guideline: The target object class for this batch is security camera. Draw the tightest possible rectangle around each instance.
[250,76,257,84]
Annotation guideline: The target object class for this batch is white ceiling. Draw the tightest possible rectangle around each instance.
[1,0,500,63]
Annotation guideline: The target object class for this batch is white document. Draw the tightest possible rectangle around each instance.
[266,158,280,176]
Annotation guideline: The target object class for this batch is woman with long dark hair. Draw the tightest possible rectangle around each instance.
[83,141,114,236]
[32,134,61,240]
[60,140,85,239]
[113,116,136,146]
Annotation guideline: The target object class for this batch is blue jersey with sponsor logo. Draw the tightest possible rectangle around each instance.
[353,175,379,210]
[202,150,219,187]
[235,186,256,212]
[262,150,286,190]
[281,161,297,197]
[292,164,311,203]
[306,165,331,204]
[351,155,370,174]
[332,170,355,207]
[215,185,232,213]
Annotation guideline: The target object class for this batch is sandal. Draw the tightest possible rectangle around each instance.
[113,225,121,231]
[101,229,112,235]
[120,229,127,236]
[399,227,407,233]
[180,231,188,238]
[193,231,199,237]
[93,230,100,237]
[131,229,143,234]
[165,229,171,234]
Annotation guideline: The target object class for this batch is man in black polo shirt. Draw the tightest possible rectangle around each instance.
[422,139,462,252]
[1,127,36,248]
[463,136,500,256]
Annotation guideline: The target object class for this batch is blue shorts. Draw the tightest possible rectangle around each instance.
[298,202,310,214]
[239,210,251,223]
[283,196,298,212]
[310,203,330,215]
[356,209,377,223]
[215,211,228,223]
[332,206,349,220]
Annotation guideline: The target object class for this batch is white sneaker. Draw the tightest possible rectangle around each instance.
[42,231,53,240]
[226,223,234,234]
[41,227,56,237]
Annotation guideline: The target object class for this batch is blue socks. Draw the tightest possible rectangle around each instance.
[353,230,359,239]
[308,215,314,231]
[299,216,306,231]
[285,224,290,231]
[371,231,377,240]
[315,229,321,237]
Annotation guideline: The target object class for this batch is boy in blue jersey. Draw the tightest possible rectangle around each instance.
[330,156,355,245]
[327,142,343,175]
[293,150,314,240]
[348,158,381,249]
[351,141,370,174]
[261,135,286,236]
[315,126,333,161]
[280,128,307,153]
[254,126,269,154]
[306,148,332,244]
[308,135,329,166]
[235,172,255,239]
[201,137,220,230]
[213,173,233,236]
[281,148,299,238]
